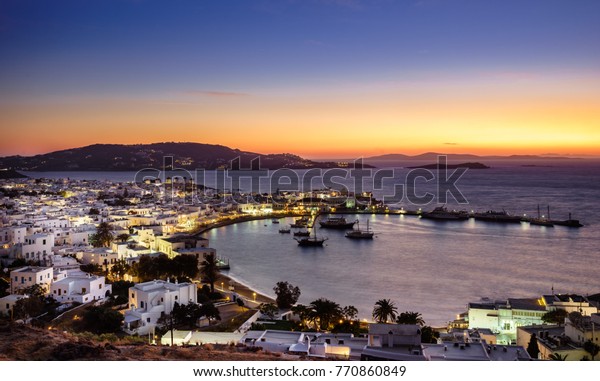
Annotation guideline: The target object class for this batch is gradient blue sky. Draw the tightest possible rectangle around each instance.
[1,0,599,157]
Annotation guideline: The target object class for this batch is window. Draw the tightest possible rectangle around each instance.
[28,277,32,282]
[147,318,151,323]
[99,284,102,289]
[131,293,134,298]
[175,296,178,300]
[141,301,145,308]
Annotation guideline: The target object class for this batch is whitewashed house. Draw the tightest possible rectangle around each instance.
[19,233,55,262]
[10,266,54,294]
[0,294,28,317]
[50,273,112,304]
[123,279,197,335]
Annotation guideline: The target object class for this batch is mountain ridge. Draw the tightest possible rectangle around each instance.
[0,142,363,171]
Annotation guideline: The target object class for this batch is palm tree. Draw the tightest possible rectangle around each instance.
[548,353,568,361]
[396,311,425,326]
[91,222,114,248]
[309,298,342,331]
[116,233,130,243]
[200,253,219,292]
[291,304,312,328]
[372,299,398,323]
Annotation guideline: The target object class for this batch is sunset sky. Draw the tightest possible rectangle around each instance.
[1,0,599,158]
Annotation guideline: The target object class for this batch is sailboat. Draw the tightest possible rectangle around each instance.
[295,214,328,246]
[345,219,375,239]
[529,205,554,227]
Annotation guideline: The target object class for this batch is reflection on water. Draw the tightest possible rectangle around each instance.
[207,214,598,327]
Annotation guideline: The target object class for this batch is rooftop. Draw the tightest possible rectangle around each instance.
[10,266,52,274]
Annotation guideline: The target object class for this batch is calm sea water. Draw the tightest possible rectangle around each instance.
[25,164,600,326]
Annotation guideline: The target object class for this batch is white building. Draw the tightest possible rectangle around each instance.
[0,226,27,245]
[69,229,95,246]
[50,273,112,304]
[467,298,546,344]
[542,294,598,316]
[0,294,28,317]
[20,233,55,262]
[123,279,198,335]
[10,266,54,294]
[361,323,425,361]
[76,248,119,271]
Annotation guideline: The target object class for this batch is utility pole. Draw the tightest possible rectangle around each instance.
[170,313,174,346]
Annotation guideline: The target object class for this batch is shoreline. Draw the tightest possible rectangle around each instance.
[215,272,275,305]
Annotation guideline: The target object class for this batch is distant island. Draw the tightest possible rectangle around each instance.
[0,142,373,171]
[407,162,490,170]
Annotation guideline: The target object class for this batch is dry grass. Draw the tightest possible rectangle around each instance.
[0,322,286,361]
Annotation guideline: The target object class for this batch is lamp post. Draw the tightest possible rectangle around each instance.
[253,292,256,302]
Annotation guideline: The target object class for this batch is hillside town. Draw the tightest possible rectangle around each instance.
[0,176,599,361]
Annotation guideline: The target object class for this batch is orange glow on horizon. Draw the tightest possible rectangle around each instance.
[1,74,599,159]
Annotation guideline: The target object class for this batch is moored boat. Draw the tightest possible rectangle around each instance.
[319,216,357,229]
[472,210,522,223]
[421,206,469,220]
[528,205,554,227]
[345,220,375,239]
[295,235,328,246]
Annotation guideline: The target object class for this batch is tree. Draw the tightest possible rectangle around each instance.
[291,304,312,328]
[171,255,199,281]
[420,326,439,344]
[259,303,279,319]
[0,277,9,298]
[372,299,398,323]
[548,353,568,361]
[116,233,130,243]
[172,302,203,329]
[237,298,246,311]
[542,309,568,325]
[13,296,44,320]
[342,305,358,321]
[88,208,100,215]
[273,281,301,309]
[583,340,600,361]
[90,222,114,248]
[200,302,221,323]
[568,311,583,327]
[200,253,219,292]
[81,306,124,334]
[110,280,134,304]
[526,333,540,359]
[109,259,130,281]
[396,311,425,326]
[309,298,342,331]
[21,284,46,297]
[80,263,104,276]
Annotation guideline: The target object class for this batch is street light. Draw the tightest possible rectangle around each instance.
[221,282,224,291]
[253,292,256,302]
